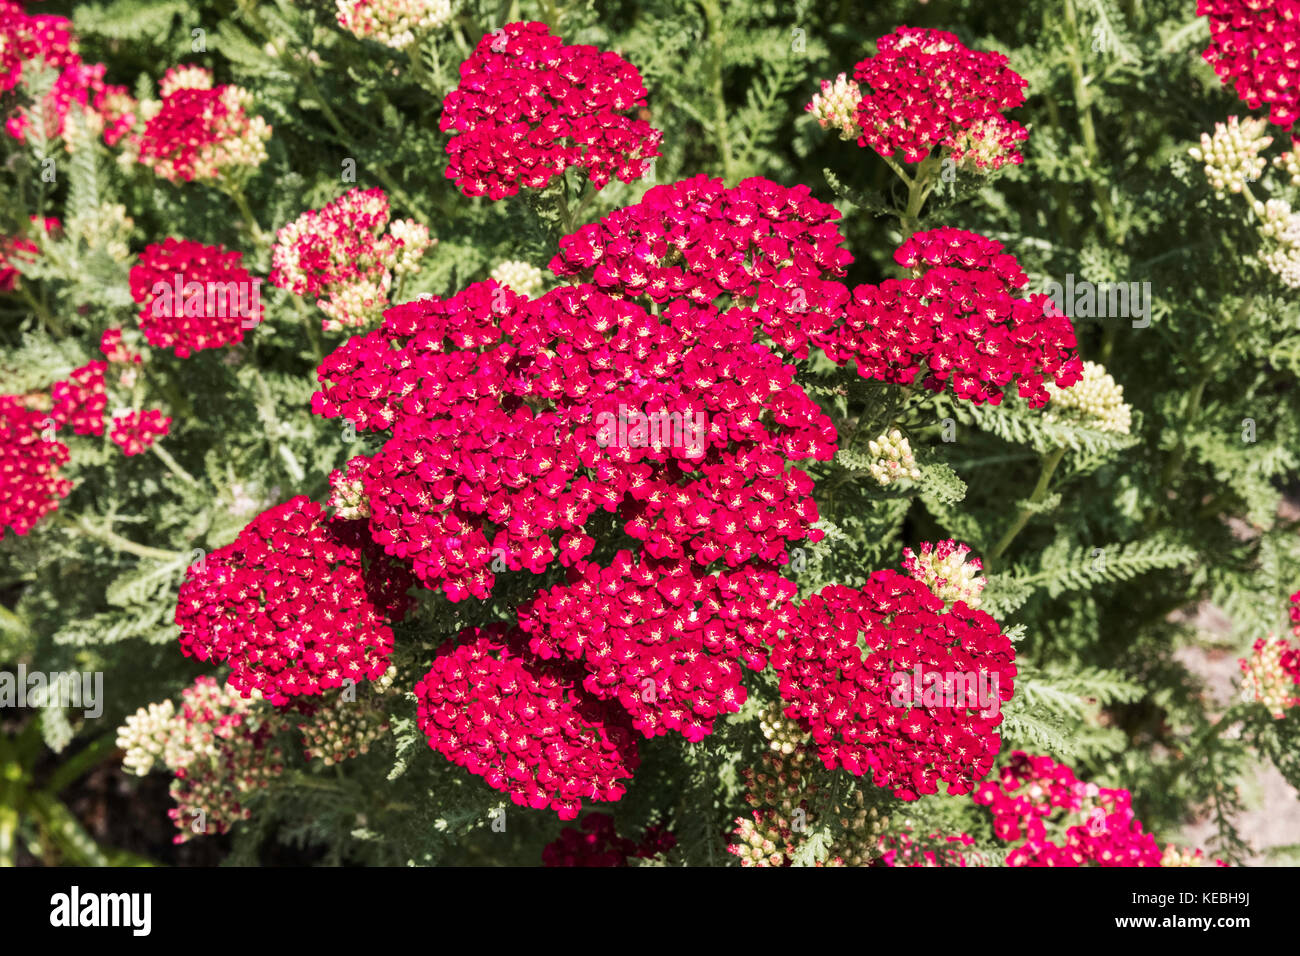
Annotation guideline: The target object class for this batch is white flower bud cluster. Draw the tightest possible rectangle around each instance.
[1274,145,1300,187]
[902,540,985,608]
[867,428,922,486]
[1044,360,1133,434]
[116,699,177,776]
[490,259,546,297]
[67,203,134,263]
[336,0,453,51]
[758,701,808,756]
[1254,198,1300,289]
[824,790,890,867]
[321,274,392,332]
[1240,635,1299,720]
[388,218,433,276]
[1188,116,1271,199]
[807,73,863,142]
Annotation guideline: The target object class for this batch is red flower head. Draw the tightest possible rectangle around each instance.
[972,752,1163,866]
[441,21,661,199]
[550,175,853,358]
[769,570,1016,799]
[130,238,262,357]
[109,408,170,455]
[853,26,1028,167]
[518,551,797,741]
[50,361,107,435]
[1200,0,1300,130]
[414,624,639,819]
[175,496,415,705]
[832,227,1082,407]
[313,279,834,601]
[0,394,71,538]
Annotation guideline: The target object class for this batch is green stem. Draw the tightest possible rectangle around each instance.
[63,515,186,562]
[989,446,1066,563]
[1064,0,1120,245]
[150,441,199,486]
[224,182,269,255]
[702,0,735,183]
[18,284,63,336]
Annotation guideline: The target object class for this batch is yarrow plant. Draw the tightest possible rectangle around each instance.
[5,0,1300,873]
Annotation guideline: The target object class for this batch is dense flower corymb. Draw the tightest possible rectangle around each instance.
[270,187,431,331]
[831,228,1083,407]
[973,751,1163,866]
[129,238,262,357]
[109,408,171,455]
[1200,0,1300,130]
[414,625,639,819]
[176,496,415,705]
[336,0,452,49]
[0,395,72,538]
[902,539,985,609]
[550,175,853,359]
[313,280,835,601]
[770,570,1016,799]
[50,361,107,436]
[1239,634,1300,719]
[852,26,1028,168]
[135,65,270,182]
[441,21,661,199]
[518,551,797,741]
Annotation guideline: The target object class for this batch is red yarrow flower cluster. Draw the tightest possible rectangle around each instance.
[109,408,170,455]
[972,751,1163,866]
[830,228,1082,407]
[176,496,415,705]
[441,21,661,199]
[135,65,269,182]
[1200,0,1300,130]
[541,812,676,866]
[769,570,1016,799]
[852,26,1028,167]
[518,550,797,741]
[1,2,133,147]
[550,175,853,358]
[313,280,835,601]
[50,361,106,435]
[414,624,639,819]
[129,238,262,357]
[1238,634,1300,719]
[0,394,71,538]
[270,187,430,331]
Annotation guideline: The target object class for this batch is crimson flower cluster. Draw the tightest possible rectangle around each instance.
[129,238,261,357]
[972,751,1163,866]
[414,624,639,819]
[135,64,269,182]
[877,831,978,867]
[550,174,853,357]
[0,394,71,539]
[1200,0,1300,130]
[831,228,1083,407]
[518,550,797,741]
[541,811,676,866]
[314,279,835,601]
[0,0,134,146]
[852,26,1028,167]
[176,496,415,705]
[769,570,1016,800]
[441,21,661,199]
[51,361,107,436]
[108,408,171,456]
